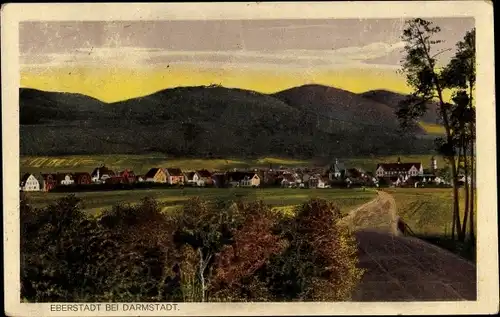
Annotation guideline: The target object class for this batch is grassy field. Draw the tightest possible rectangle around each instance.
[23,187,378,217]
[384,187,477,236]
[20,154,444,176]
[20,155,312,175]
[419,121,446,135]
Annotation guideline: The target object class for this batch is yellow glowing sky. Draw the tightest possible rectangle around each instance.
[21,66,412,103]
[20,18,471,102]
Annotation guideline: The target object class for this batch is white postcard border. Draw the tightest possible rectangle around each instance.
[2,2,498,316]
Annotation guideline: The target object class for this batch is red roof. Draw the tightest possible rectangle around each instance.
[196,169,212,178]
[165,168,183,176]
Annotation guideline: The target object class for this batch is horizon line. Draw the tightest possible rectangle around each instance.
[19,82,404,103]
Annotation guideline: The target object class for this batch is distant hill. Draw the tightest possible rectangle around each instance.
[19,85,437,158]
[360,89,441,125]
[273,84,409,133]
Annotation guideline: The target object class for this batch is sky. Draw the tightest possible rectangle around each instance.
[19,18,474,102]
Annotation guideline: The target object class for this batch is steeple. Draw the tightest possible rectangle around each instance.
[431,156,437,171]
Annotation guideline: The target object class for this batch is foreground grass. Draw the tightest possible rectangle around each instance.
[383,187,477,262]
[384,187,477,236]
[24,187,377,217]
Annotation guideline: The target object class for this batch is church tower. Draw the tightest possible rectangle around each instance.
[430,156,437,172]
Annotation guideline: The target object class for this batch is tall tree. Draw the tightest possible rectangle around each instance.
[397,18,462,240]
[442,28,476,243]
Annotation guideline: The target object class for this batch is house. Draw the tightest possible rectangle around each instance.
[165,168,185,185]
[55,173,74,186]
[119,169,136,184]
[378,176,405,187]
[328,158,346,180]
[20,173,40,191]
[91,165,115,183]
[281,174,297,188]
[195,169,213,186]
[73,172,92,185]
[308,174,327,188]
[226,171,261,187]
[144,168,167,183]
[38,173,57,191]
[211,173,227,188]
[184,172,197,185]
[375,157,423,178]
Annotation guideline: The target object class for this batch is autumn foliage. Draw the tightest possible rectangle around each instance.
[21,194,363,302]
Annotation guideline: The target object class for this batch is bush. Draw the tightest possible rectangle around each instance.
[209,202,286,301]
[261,199,364,301]
[21,195,364,302]
[21,195,181,302]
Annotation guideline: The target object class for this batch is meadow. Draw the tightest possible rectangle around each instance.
[20,154,444,176]
[23,187,378,217]
[384,187,477,236]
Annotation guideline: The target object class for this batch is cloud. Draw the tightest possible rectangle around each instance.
[20,41,405,70]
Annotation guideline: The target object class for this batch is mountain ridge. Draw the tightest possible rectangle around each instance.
[19,84,438,158]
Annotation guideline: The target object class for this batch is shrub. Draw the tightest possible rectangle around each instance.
[261,199,364,301]
[209,202,286,301]
[20,195,364,302]
[21,195,181,302]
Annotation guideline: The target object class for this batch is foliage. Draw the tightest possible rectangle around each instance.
[21,195,364,302]
[260,199,364,301]
[209,202,286,301]
[397,18,476,243]
[21,195,181,302]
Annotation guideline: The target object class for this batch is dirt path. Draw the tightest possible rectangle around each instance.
[340,190,477,301]
[338,190,399,234]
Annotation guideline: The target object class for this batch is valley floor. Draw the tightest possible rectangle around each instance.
[23,187,377,217]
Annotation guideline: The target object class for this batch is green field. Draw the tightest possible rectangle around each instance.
[384,187,477,236]
[20,155,313,175]
[23,187,378,217]
[20,154,444,176]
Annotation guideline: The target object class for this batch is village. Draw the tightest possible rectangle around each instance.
[20,156,457,192]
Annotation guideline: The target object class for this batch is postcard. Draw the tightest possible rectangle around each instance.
[2,1,498,316]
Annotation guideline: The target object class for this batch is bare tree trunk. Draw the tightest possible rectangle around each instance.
[197,249,212,302]
[468,80,476,244]
[413,23,461,241]
[469,130,475,243]
[461,141,470,242]
[198,249,206,302]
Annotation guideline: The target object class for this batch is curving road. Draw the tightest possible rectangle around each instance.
[340,191,477,301]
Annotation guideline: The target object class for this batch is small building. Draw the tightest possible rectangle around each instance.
[226,171,261,187]
[308,174,327,189]
[375,157,423,178]
[91,165,115,183]
[119,169,136,184]
[328,158,346,180]
[281,174,297,188]
[20,173,40,191]
[195,169,213,186]
[211,173,227,188]
[165,168,185,185]
[144,168,167,183]
[184,171,197,185]
[55,173,74,186]
[73,172,92,185]
[38,173,57,192]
